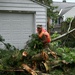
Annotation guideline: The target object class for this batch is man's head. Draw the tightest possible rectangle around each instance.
[37,24,42,28]
[37,24,42,33]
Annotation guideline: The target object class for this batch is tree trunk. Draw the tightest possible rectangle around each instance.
[47,17,50,34]
[32,51,49,61]
[22,64,37,75]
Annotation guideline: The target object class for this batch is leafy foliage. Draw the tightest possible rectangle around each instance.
[26,34,43,50]
[36,0,53,6]
[65,17,73,24]
[36,0,59,18]
[50,32,61,51]
[23,34,44,57]
[0,49,23,70]
[61,17,75,47]
[0,33,75,75]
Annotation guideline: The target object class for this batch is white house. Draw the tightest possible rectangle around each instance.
[52,1,75,24]
[0,0,47,49]
[50,1,75,34]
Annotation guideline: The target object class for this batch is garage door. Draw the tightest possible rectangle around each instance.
[0,12,34,49]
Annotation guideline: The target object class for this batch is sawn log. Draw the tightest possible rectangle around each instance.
[22,64,37,75]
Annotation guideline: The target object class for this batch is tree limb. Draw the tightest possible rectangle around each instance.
[51,28,75,42]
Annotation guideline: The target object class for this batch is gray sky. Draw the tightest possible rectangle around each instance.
[53,0,75,2]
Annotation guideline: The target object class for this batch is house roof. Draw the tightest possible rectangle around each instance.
[52,2,75,16]
[60,6,73,16]
[30,0,50,8]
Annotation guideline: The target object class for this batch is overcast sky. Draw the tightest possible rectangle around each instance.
[53,0,75,2]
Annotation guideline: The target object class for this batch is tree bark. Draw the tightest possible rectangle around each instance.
[47,17,50,34]
[22,64,37,75]
[32,51,49,61]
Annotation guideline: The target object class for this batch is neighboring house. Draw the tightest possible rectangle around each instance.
[52,1,75,24]
[0,0,47,49]
[50,1,75,34]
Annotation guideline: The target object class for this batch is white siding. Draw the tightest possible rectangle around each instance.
[0,0,47,49]
[0,13,34,49]
[0,0,47,30]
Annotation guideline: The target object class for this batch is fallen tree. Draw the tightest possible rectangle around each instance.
[0,32,75,75]
[51,28,75,42]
